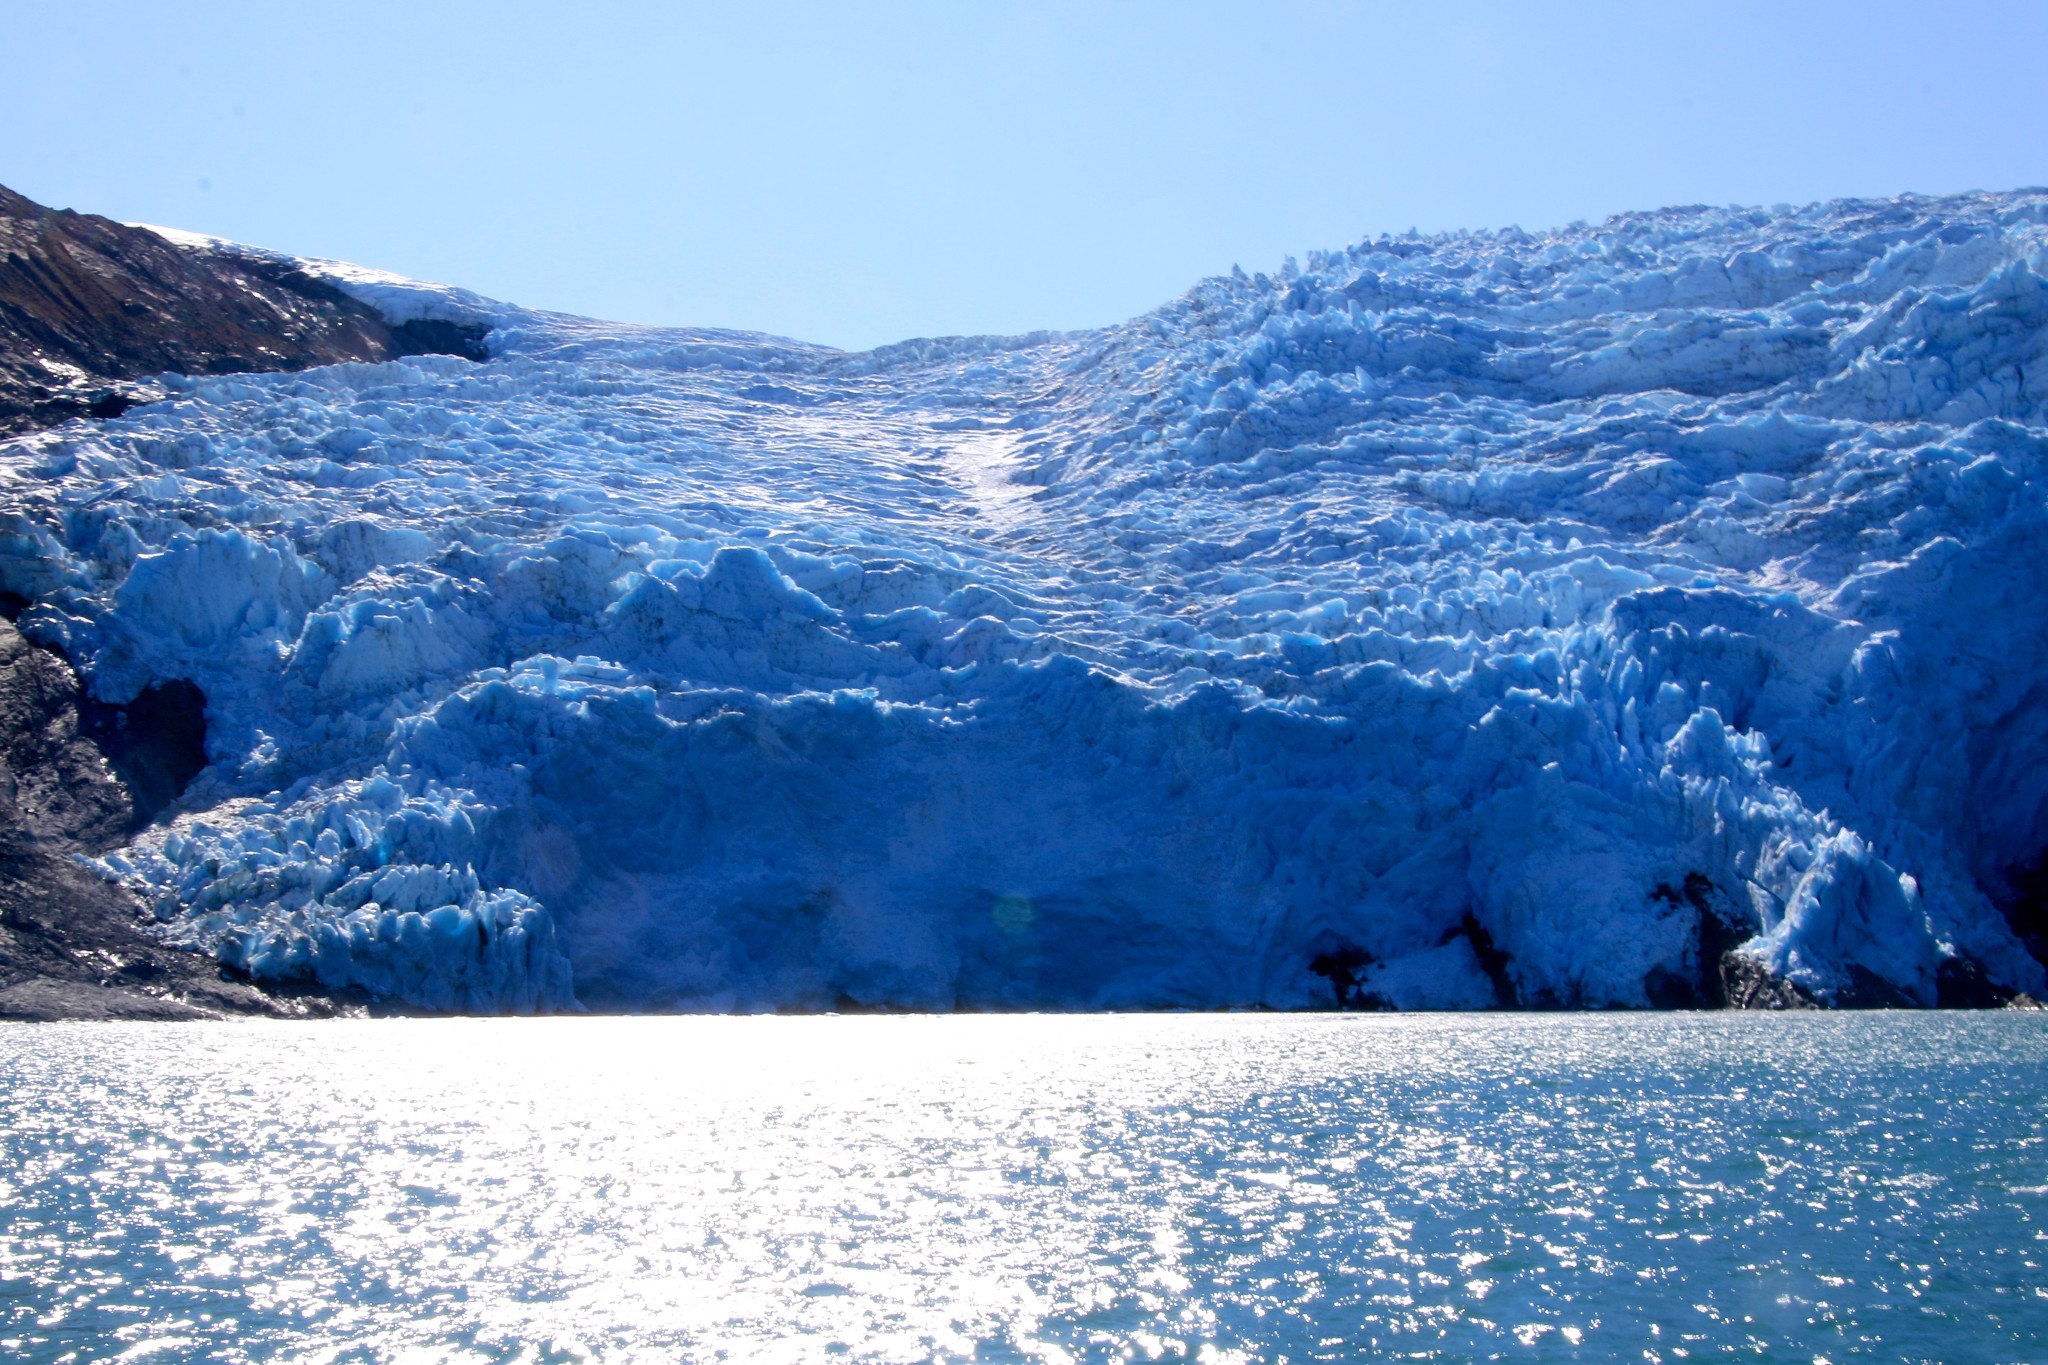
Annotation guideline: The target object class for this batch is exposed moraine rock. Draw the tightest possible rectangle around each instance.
[0,181,485,436]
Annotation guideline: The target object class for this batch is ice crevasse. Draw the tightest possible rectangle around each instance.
[4,191,2048,1012]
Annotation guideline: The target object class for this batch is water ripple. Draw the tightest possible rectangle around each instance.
[1,1013,2043,1362]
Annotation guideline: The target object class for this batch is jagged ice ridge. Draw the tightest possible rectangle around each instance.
[4,192,2047,1012]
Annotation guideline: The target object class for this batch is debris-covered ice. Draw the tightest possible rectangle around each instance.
[7,191,2048,1011]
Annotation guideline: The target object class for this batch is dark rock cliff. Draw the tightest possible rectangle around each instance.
[0,182,485,436]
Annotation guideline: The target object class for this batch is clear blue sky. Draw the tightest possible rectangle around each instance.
[5,1,2046,350]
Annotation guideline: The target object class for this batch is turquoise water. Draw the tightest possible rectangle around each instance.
[0,1014,2042,1363]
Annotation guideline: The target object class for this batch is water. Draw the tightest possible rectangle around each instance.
[0,1014,2042,1364]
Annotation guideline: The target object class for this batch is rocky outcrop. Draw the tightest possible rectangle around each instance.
[0,182,485,436]
[0,616,335,1018]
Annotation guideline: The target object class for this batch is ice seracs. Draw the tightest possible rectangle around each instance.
[6,191,2048,1012]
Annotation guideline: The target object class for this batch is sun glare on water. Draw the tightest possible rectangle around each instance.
[1,1013,2043,1362]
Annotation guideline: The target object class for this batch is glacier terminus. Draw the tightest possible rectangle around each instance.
[4,192,2047,1014]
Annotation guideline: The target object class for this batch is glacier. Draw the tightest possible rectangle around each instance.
[4,192,2048,1012]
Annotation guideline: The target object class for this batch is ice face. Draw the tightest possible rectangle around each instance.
[10,192,2048,1011]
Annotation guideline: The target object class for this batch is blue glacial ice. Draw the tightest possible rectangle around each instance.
[5,192,2048,1012]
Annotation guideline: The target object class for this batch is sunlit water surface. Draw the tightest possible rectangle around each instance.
[1,1014,2043,1363]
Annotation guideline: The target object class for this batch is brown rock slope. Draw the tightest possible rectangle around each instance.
[0,181,484,435]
